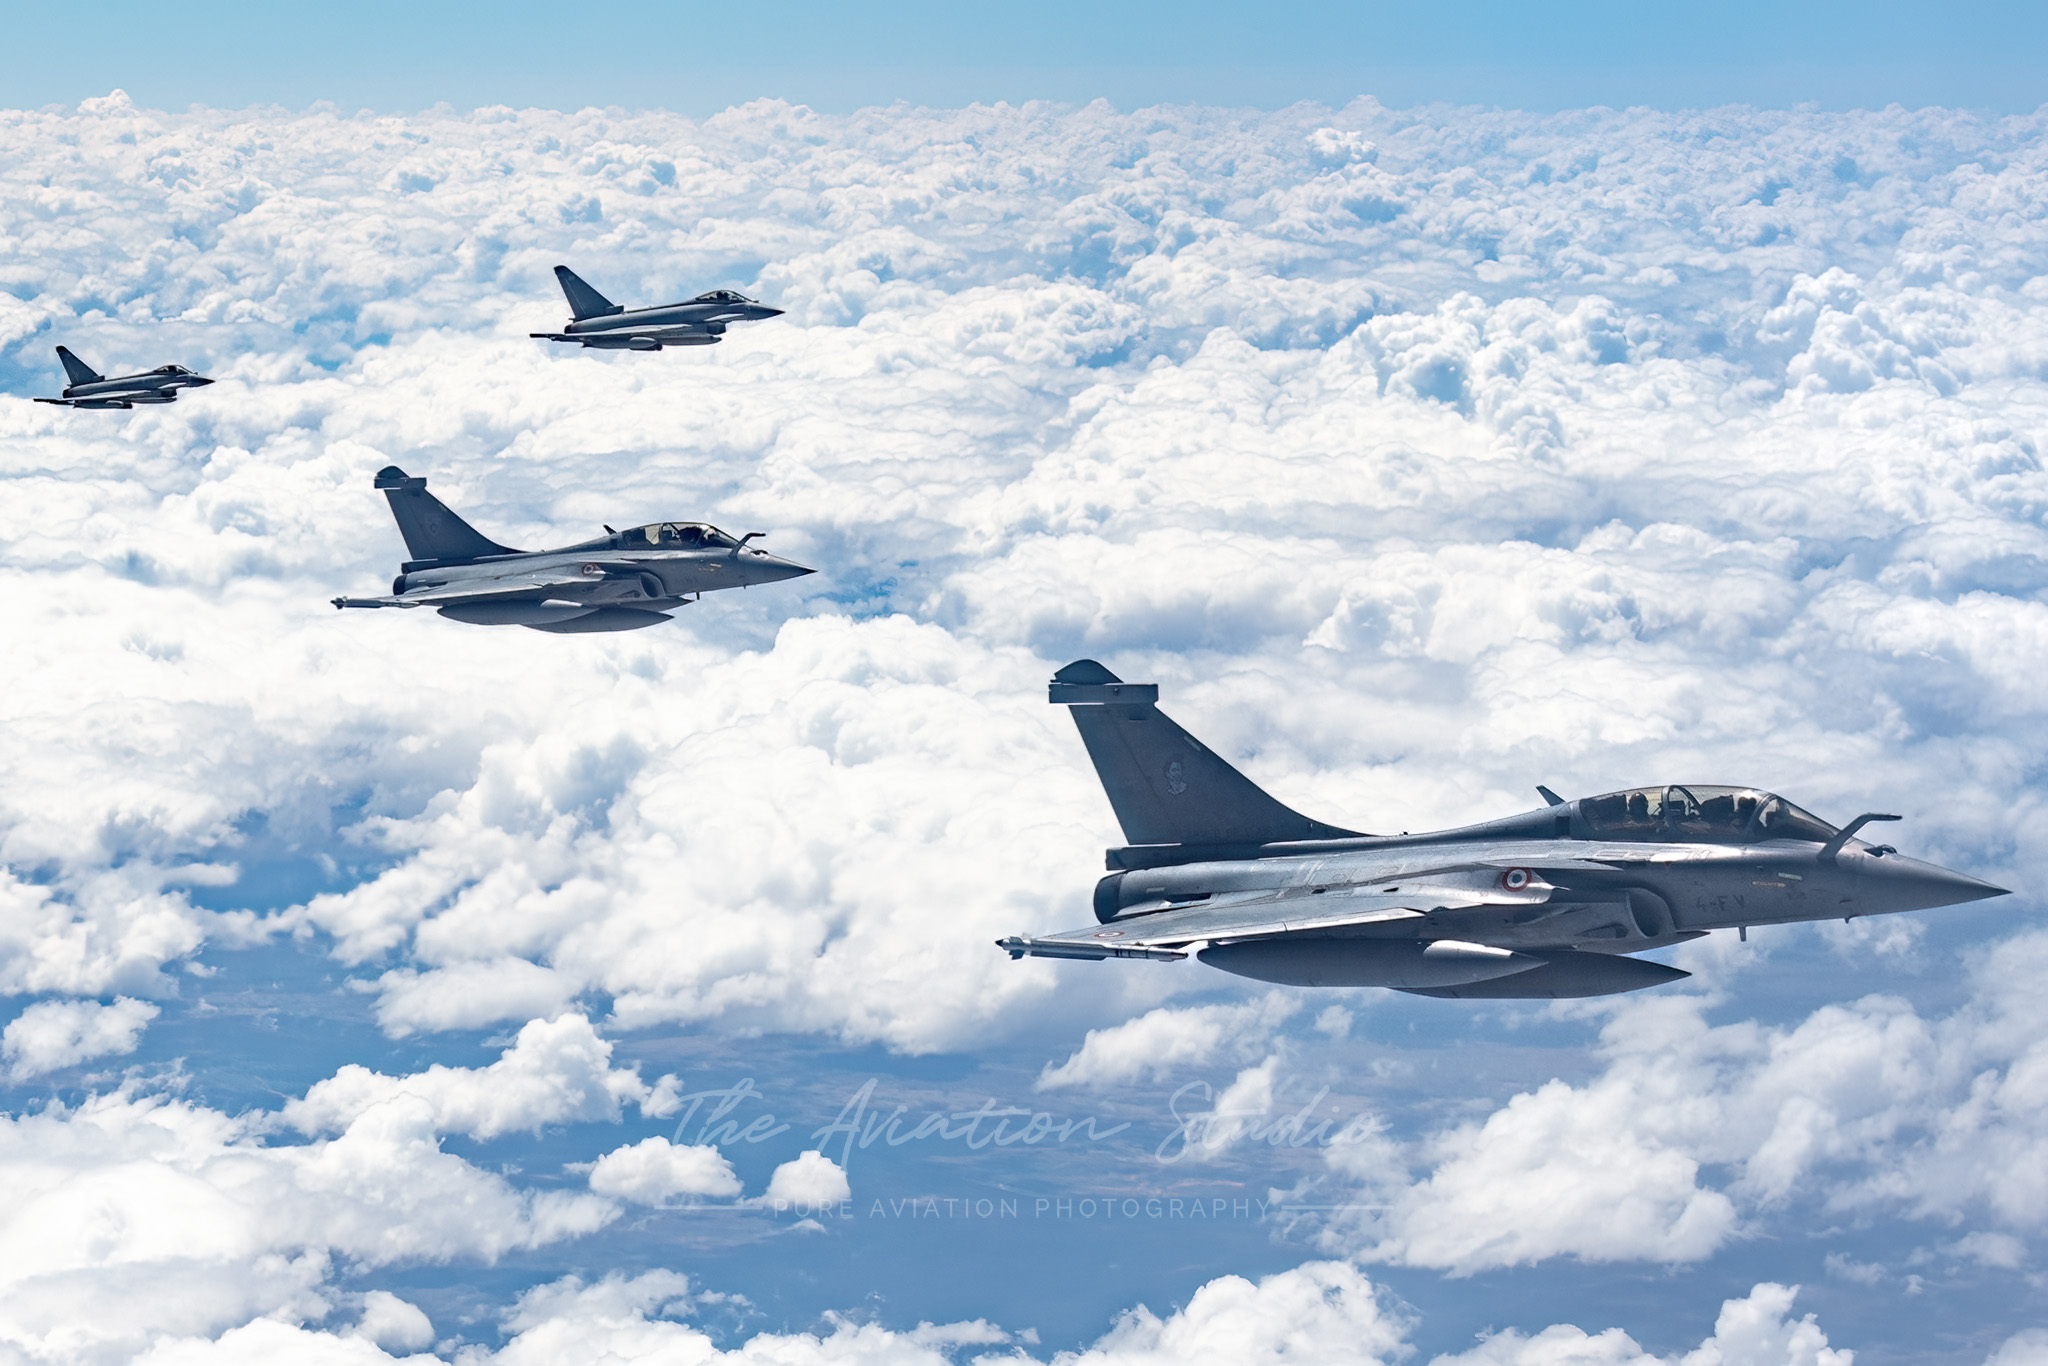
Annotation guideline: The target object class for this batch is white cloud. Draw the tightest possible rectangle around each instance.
[1986,1329,2048,1366]
[3,996,159,1079]
[283,1012,664,1140]
[1313,927,2048,1273]
[350,1291,434,1355]
[3,90,2048,1356]
[64,1261,1863,1366]
[762,1150,851,1208]
[366,961,581,1039]
[136,1318,433,1365]
[586,1136,741,1205]
[1038,995,1298,1090]
[0,1087,612,1361]
[1432,1283,1848,1366]
[4,94,2045,1065]
[1057,1260,1407,1366]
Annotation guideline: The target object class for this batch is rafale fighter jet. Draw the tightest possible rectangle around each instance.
[530,266,782,350]
[332,466,812,633]
[34,347,214,409]
[998,661,2008,998]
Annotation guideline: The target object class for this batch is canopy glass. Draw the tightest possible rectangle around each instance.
[1578,785,1837,843]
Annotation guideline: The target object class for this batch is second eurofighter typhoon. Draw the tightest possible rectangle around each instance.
[333,467,811,633]
[530,266,782,350]
[999,661,2008,998]
[35,346,213,408]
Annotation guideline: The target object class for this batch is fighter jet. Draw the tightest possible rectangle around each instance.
[998,660,2009,998]
[34,347,214,409]
[529,266,782,350]
[332,466,812,633]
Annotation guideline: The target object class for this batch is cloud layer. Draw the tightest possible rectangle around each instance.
[3,89,2048,1361]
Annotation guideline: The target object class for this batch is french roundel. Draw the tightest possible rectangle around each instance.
[1501,867,1534,890]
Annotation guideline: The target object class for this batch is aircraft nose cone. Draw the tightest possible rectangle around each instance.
[756,306,785,318]
[1861,855,2009,913]
[751,553,813,582]
[1922,866,2009,904]
[194,377,215,386]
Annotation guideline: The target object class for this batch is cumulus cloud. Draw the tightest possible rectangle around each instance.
[1037,994,1298,1090]
[0,1087,611,1361]
[3,92,2045,1061]
[586,1136,741,1205]
[761,1149,851,1208]
[350,1291,434,1355]
[122,1265,1852,1366]
[1432,1282,1847,1366]
[1986,1329,2048,1366]
[283,1012,669,1140]
[1311,927,2048,1273]
[4,89,2048,1359]
[3,996,159,1079]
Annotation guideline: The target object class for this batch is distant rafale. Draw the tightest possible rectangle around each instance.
[35,347,213,409]
[333,466,811,633]
[530,265,783,350]
[999,661,2007,999]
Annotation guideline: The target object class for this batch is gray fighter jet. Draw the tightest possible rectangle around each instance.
[34,347,214,409]
[332,466,812,633]
[998,660,2009,998]
[529,266,782,350]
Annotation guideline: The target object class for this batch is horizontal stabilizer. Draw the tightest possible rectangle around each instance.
[1051,660,1363,848]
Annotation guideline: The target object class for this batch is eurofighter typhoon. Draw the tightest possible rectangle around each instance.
[34,346,213,409]
[333,467,812,633]
[999,661,2008,998]
[530,266,782,350]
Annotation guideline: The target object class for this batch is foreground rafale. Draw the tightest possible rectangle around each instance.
[530,265,782,350]
[999,661,2008,998]
[333,466,812,633]
[34,346,213,409]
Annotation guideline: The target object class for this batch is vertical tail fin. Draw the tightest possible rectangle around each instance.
[1050,660,1364,848]
[373,466,518,563]
[553,266,623,321]
[55,347,102,386]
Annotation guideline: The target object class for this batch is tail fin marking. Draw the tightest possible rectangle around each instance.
[372,466,518,563]
[1051,660,1363,848]
[55,347,103,386]
[553,266,623,321]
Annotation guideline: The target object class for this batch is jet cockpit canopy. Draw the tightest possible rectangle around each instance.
[1577,785,1837,844]
[151,365,196,375]
[690,289,755,305]
[603,522,743,551]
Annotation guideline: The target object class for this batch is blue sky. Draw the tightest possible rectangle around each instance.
[3,1,2047,112]
[3,42,2048,1366]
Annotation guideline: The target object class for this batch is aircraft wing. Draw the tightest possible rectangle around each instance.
[998,891,1432,962]
[331,570,608,611]
[994,861,1633,962]
[35,397,132,409]
[529,329,719,349]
